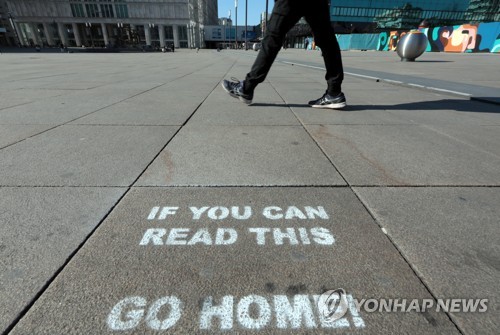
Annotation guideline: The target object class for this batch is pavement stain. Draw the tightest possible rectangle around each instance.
[265,282,276,293]
[286,283,308,296]
[448,248,500,274]
[421,310,439,327]
[137,149,175,184]
[472,249,500,273]
[311,125,408,186]
[162,151,175,183]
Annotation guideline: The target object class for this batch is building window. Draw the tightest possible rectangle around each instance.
[71,4,85,17]
[180,41,188,48]
[178,25,188,40]
[85,3,99,17]
[101,4,114,18]
[164,26,173,40]
[115,4,129,18]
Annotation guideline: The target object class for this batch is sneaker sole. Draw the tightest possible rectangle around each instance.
[221,81,252,105]
[311,101,346,109]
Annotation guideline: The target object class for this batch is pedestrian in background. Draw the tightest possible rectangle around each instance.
[222,0,345,109]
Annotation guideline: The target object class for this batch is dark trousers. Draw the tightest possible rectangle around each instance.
[244,0,344,95]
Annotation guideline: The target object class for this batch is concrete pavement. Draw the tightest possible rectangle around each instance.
[0,49,499,334]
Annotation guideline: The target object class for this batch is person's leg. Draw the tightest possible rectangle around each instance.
[304,0,344,95]
[243,0,302,92]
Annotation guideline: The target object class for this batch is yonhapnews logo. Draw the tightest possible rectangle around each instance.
[317,289,349,322]
[318,289,488,320]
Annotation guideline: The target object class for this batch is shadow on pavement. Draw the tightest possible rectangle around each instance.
[412,60,454,63]
[253,99,500,113]
[346,99,500,113]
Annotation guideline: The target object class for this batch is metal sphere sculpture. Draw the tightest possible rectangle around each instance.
[396,30,428,62]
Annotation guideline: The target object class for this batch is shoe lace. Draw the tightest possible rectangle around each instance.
[228,77,242,89]
[318,91,328,103]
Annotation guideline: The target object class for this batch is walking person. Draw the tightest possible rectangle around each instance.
[222,0,345,109]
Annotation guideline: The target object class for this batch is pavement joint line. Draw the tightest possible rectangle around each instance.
[0,124,63,151]
[130,184,351,188]
[0,185,130,188]
[7,72,79,82]
[420,123,500,160]
[129,57,239,188]
[267,78,352,188]
[269,69,467,334]
[0,57,227,153]
[349,184,500,188]
[1,184,499,188]
[0,101,36,111]
[264,79,500,191]
[350,188,465,335]
[2,55,240,335]
[1,187,131,335]
[46,124,183,127]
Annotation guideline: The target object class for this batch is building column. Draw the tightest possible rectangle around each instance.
[42,23,54,46]
[57,22,68,46]
[101,23,109,46]
[29,23,42,45]
[72,23,82,46]
[158,24,165,48]
[173,24,179,48]
[14,21,26,45]
[144,24,151,45]
[129,24,137,44]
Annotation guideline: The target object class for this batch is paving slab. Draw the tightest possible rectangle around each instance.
[69,94,199,126]
[10,187,458,334]
[0,186,126,334]
[15,80,110,91]
[0,89,68,110]
[271,81,418,126]
[264,63,497,127]
[136,125,345,186]
[0,125,178,186]
[1,50,498,335]
[0,124,54,149]
[360,98,500,127]
[188,84,301,126]
[353,187,500,335]
[70,83,216,126]
[270,50,500,104]
[0,88,152,125]
[421,124,500,158]
[306,124,500,186]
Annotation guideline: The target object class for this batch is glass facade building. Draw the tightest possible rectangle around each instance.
[2,0,218,48]
[330,0,500,30]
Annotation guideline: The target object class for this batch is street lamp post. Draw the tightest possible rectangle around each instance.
[245,0,247,50]
[235,0,238,48]
[229,10,233,47]
[265,0,269,35]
